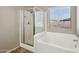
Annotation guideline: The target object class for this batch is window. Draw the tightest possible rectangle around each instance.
[48,7,71,33]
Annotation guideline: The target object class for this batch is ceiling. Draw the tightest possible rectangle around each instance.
[25,6,55,11]
[37,6,55,11]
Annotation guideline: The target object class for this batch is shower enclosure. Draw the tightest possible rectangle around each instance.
[20,7,44,51]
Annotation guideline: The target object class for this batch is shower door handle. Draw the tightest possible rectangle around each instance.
[28,22,30,24]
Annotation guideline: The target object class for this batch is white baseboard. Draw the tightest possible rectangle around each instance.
[6,46,20,53]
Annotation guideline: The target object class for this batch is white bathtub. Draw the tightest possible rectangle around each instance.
[34,32,79,53]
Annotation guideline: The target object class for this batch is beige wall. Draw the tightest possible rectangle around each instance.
[77,7,79,35]
[0,7,20,51]
[71,6,77,34]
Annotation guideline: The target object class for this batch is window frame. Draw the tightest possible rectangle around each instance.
[47,6,76,34]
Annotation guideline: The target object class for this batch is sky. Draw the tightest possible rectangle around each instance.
[49,7,71,20]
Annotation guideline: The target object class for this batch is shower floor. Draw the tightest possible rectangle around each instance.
[10,47,32,53]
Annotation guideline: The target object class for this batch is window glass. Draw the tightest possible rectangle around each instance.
[35,10,44,34]
[48,7,71,33]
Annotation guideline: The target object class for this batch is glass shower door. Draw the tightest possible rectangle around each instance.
[34,8,44,34]
[20,7,44,49]
[23,10,33,46]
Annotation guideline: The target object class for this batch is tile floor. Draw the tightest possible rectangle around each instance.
[10,47,33,53]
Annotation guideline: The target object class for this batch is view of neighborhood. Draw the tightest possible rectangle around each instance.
[48,18,71,29]
[48,7,71,33]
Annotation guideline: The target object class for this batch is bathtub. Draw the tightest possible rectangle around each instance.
[34,32,79,53]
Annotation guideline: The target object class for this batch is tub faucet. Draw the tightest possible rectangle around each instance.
[73,39,78,42]
[73,39,78,48]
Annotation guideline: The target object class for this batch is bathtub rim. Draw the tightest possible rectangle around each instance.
[34,32,79,53]
[37,38,79,53]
